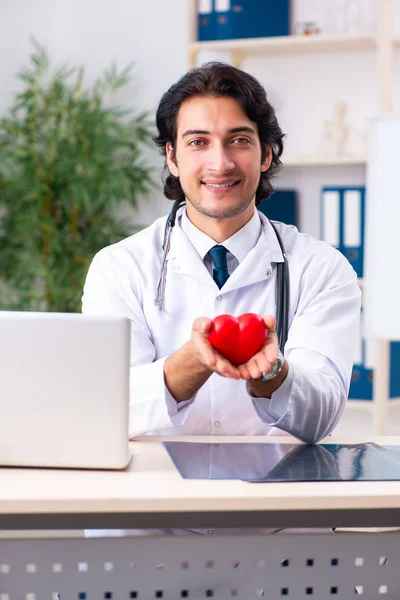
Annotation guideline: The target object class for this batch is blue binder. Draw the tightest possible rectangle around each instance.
[320,188,341,252]
[347,302,373,401]
[214,0,290,41]
[390,342,400,398]
[349,343,400,401]
[349,365,373,401]
[349,331,373,402]
[320,186,365,278]
[214,0,230,40]
[320,186,395,401]
[197,0,215,41]
[341,187,365,278]
[258,189,298,226]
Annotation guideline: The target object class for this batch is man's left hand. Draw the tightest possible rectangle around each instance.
[237,315,279,380]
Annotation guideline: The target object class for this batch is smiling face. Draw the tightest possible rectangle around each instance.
[166,95,272,236]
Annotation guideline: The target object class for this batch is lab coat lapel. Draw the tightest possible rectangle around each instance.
[222,218,285,293]
[167,224,214,288]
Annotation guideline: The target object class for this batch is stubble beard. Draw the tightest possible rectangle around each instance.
[183,186,257,219]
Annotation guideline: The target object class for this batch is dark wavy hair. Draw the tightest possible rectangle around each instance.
[153,62,285,206]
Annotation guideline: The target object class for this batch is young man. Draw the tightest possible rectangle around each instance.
[82,62,361,443]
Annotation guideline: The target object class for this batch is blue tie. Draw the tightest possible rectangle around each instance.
[208,245,229,289]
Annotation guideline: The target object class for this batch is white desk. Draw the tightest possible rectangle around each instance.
[1,436,400,599]
[1,435,400,529]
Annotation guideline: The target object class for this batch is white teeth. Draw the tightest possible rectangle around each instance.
[205,182,236,188]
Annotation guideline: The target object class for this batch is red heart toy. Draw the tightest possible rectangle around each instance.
[208,313,267,366]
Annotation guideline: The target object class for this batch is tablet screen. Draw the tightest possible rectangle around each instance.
[163,441,400,482]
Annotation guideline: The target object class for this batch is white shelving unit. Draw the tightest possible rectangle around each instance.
[187,0,397,434]
[189,31,400,60]
[189,32,379,57]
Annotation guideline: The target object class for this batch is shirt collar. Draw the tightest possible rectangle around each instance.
[180,207,262,263]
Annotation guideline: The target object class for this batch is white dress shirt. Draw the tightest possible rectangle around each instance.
[181,207,261,277]
[81,207,361,443]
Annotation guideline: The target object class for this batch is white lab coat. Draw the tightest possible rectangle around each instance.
[82,208,361,443]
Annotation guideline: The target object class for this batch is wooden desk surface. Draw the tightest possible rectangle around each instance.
[1,436,400,529]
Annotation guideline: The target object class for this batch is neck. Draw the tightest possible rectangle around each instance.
[185,203,255,243]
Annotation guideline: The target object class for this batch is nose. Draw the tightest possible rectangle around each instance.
[207,142,235,173]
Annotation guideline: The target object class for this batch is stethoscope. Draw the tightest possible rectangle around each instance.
[155,198,290,352]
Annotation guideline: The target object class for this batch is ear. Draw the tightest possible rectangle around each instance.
[261,145,273,173]
[166,142,179,177]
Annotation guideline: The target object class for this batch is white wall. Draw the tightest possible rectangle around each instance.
[1,0,399,237]
[0,0,57,115]
[0,0,189,226]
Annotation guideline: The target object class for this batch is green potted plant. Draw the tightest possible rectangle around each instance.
[0,41,155,312]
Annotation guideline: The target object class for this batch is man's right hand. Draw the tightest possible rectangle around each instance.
[164,316,241,403]
[190,317,241,380]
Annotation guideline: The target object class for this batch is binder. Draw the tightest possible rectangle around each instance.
[321,185,400,401]
[214,0,290,41]
[390,342,400,398]
[348,308,373,401]
[353,303,363,366]
[348,302,400,401]
[357,332,400,400]
[349,365,373,401]
[320,186,365,278]
[350,341,400,400]
[342,188,364,277]
[258,189,298,226]
[197,0,215,41]
[214,0,231,40]
[321,189,340,249]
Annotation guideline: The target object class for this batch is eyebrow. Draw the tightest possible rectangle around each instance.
[181,126,256,138]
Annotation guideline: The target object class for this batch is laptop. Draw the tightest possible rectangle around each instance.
[0,311,131,469]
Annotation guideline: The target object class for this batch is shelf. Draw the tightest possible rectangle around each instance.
[190,33,377,57]
[282,155,367,168]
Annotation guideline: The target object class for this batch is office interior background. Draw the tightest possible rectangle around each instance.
[1,0,400,435]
